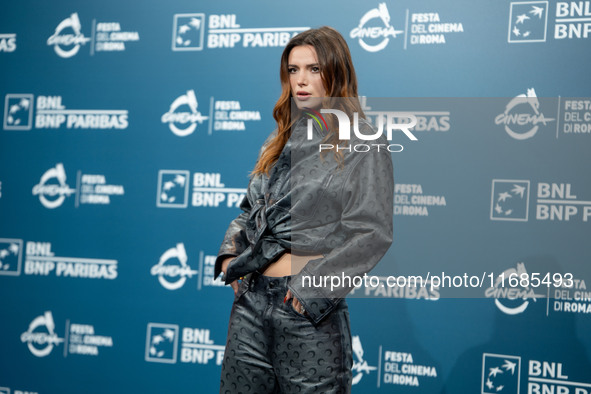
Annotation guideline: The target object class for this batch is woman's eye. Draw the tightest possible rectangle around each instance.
[288,67,296,74]
[311,67,320,73]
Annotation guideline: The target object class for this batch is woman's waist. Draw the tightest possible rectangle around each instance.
[262,251,324,277]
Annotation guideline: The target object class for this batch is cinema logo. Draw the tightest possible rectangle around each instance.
[32,164,75,209]
[305,108,418,152]
[162,90,208,137]
[494,88,554,140]
[47,13,139,57]
[151,243,197,290]
[32,164,124,208]
[350,3,403,52]
[484,262,545,315]
[162,90,261,136]
[352,336,377,385]
[47,13,90,58]
[21,311,113,357]
[145,323,224,365]
[20,311,64,357]
[150,244,225,290]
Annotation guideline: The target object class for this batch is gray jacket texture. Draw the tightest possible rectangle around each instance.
[215,115,394,324]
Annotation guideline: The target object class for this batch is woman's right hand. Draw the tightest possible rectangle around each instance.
[221,257,240,295]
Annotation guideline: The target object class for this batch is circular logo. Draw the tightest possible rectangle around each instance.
[494,88,554,140]
[161,90,208,137]
[151,243,197,290]
[20,311,64,357]
[32,163,75,209]
[485,263,544,315]
[47,13,90,58]
[350,3,403,52]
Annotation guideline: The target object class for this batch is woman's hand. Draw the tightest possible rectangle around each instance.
[221,257,239,295]
[284,289,306,315]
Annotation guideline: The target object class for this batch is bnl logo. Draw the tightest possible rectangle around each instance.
[508,1,549,43]
[490,180,530,221]
[172,14,205,51]
[3,94,34,130]
[0,239,23,276]
[145,323,179,363]
[157,170,189,208]
[482,353,521,394]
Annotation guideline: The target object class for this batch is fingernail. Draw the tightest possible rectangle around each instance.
[283,296,287,303]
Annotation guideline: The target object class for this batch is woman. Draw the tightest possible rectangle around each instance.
[215,26,393,393]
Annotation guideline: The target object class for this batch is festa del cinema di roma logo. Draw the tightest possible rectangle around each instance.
[46,12,139,57]
[494,87,555,140]
[20,311,64,357]
[350,3,403,52]
[485,262,545,315]
[32,163,75,209]
[47,13,90,58]
[161,90,208,137]
[151,243,197,290]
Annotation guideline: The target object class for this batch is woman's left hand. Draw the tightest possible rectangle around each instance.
[284,289,306,315]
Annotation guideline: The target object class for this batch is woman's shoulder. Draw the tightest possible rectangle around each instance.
[256,129,278,156]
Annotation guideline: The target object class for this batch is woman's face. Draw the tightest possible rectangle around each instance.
[288,45,326,110]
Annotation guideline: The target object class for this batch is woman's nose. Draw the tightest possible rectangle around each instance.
[297,71,308,86]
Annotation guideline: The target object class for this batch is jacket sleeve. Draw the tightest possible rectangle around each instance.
[287,148,394,325]
[213,194,252,280]
[213,130,277,280]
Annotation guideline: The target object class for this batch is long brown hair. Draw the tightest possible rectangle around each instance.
[252,26,364,175]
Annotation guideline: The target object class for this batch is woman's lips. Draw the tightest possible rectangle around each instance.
[296,92,311,100]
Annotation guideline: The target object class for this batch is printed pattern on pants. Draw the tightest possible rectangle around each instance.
[220,275,352,394]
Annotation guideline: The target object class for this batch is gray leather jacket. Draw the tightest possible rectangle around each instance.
[215,115,394,324]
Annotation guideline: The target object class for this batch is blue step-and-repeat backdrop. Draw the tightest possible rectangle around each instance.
[1,1,590,393]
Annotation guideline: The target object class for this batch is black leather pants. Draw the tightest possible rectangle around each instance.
[220,274,353,394]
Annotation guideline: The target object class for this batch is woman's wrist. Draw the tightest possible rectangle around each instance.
[220,256,235,275]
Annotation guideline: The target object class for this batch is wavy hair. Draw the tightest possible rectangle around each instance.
[252,26,364,175]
